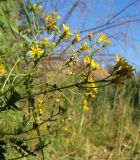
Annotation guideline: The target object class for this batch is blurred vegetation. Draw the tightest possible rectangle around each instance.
[46,77,140,160]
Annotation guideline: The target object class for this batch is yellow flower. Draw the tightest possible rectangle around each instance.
[87,76,97,92]
[90,60,96,69]
[63,24,70,39]
[88,91,96,99]
[47,22,58,32]
[96,33,111,46]
[83,99,89,111]
[115,55,133,73]
[83,56,99,70]
[116,55,128,67]
[74,33,81,42]
[35,98,44,116]
[0,64,6,75]
[85,75,98,99]
[44,13,53,21]
[97,33,106,43]
[35,108,43,116]
[43,12,59,33]
[103,38,111,47]
[113,55,134,85]
[63,24,70,33]
[83,56,90,64]
[81,42,89,52]
[29,45,43,58]
[66,71,74,75]
[87,75,94,83]
[36,98,44,107]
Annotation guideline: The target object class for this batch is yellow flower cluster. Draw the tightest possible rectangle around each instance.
[83,56,100,70]
[97,33,111,47]
[29,45,43,59]
[35,98,45,116]
[83,99,89,111]
[0,64,6,75]
[85,75,98,99]
[36,98,44,107]
[112,55,134,85]
[44,11,59,33]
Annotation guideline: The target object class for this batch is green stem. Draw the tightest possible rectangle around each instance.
[32,110,45,160]
[1,57,20,92]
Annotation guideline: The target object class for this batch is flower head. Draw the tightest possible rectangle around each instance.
[97,33,111,47]
[44,13,53,22]
[36,98,44,107]
[43,12,59,33]
[83,56,90,64]
[35,108,43,116]
[29,45,43,59]
[97,33,106,43]
[81,42,89,52]
[103,38,111,47]
[74,33,81,42]
[112,55,134,85]
[83,56,100,70]
[35,98,45,116]
[115,55,128,68]
[63,24,70,39]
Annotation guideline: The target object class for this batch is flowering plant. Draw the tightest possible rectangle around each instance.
[0,1,134,159]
